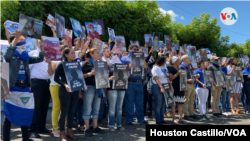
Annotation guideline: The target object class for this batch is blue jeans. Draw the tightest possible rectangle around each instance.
[125,82,144,123]
[152,84,166,123]
[221,88,231,113]
[82,85,101,119]
[243,82,250,111]
[107,90,125,127]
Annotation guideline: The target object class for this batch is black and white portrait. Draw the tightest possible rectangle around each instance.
[113,64,129,89]
[94,61,110,89]
[108,27,116,42]
[235,67,243,82]
[131,52,144,75]
[214,70,225,87]
[204,70,213,89]
[225,75,234,92]
[162,83,174,107]
[63,62,86,92]
[180,69,187,91]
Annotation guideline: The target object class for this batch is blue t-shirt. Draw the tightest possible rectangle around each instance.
[121,55,142,81]
[194,68,204,88]
[16,61,27,81]
[221,67,227,75]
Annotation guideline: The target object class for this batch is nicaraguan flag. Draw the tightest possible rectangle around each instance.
[4,88,34,126]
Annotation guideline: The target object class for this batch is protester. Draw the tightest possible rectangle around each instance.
[194,60,210,120]
[81,48,105,137]
[208,56,223,117]
[2,30,45,141]
[227,57,244,114]
[54,47,82,140]
[221,59,232,116]
[29,51,53,138]
[121,44,148,125]
[179,55,199,120]
[168,56,187,124]
[151,54,174,125]
[243,62,250,114]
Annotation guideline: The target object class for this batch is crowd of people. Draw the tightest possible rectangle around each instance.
[1,21,250,141]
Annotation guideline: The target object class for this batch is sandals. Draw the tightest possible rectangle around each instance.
[172,119,179,125]
[179,119,188,124]
[231,110,238,115]
[237,110,244,114]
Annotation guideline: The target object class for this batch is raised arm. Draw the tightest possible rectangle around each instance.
[4,22,11,44]
[29,38,45,64]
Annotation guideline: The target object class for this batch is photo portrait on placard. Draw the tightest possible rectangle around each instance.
[5,20,19,34]
[55,13,65,38]
[144,34,153,47]
[70,18,85,39]
[164,35,172,47]
[43,36,61,61]
[131,52,144,75]
[116,36,126,52]
[1,62,10,99]
[204,70,213,89]
[200,48,208,62]
[0,40,9,51]
[235,67,243,82]
[180,69,187,91]
[86,22,100,39]
[94,61,110,89]
[64,29,73,46]
[180,45,186,56]
[93,38,104,57]
[46,14,56,31]
[130,41,140,47]
[214,70,225,87]
[63,62,86,92]
[81,26,86,39]
[159,41,165,51]
[93,19,105,35]
[113,64,129,89]
[18,13,43,39]
[240,54,249,64]
[162,83,174,107]
[25,37,38,53]
[225,75,234,92]
[153,32,160,50]
[108,27,115,42]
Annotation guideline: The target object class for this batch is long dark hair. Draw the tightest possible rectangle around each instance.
[227,57,237,66]
[62,47,71,61]
[155,54,166,66]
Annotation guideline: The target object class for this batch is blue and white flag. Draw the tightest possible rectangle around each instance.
[4,89,34,126]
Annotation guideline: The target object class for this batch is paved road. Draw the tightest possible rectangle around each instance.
[3,107,250,141]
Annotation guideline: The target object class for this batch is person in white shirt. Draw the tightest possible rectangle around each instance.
[102,46,111,64]
[29,56,53,138]
[95,21,102,35]
[151,54,174,125]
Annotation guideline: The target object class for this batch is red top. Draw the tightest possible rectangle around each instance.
[88,31,100,39]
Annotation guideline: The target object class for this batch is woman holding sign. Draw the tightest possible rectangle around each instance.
[168,56,187,124]
[81,48,105,137]
[54,48,81,141]
[227,57,244,115]
[151,54,174,125]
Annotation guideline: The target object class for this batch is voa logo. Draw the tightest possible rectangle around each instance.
[220,7,238,25]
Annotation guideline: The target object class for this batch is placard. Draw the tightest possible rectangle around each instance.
[113,64,129,89]
[204,70,213,89]
[214,70,225,87]
[180,69,187,91]
[162,83,174,107]
[225,75,234,92]
[94,61,110,89]
[235,66,243,82]
[131,52,144,75]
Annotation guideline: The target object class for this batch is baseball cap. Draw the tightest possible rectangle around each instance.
[210,56,220,60]
[88,24,94,28]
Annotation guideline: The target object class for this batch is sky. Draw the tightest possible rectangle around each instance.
[157,1,250,44]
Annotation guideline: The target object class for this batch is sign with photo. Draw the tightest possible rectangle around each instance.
[239,54,249,64]
[130,40,140,47]
[214,70,225,87]
[180,69,187,91]
[113,64,129,89]
[93,19,105,35]
[235,67,243,82]
[25,37,38,53]
[92,38,104,58]
[5,20,19,34]
[0,40,9,51]
[70,18,85,39]
[200,48,208,62]
[225,75,234,92]
[1,62,10,99]
[43,36,61,60]
[164,35,172,47]
[144,34,153,47]
[108,27,115,42]
[45,14,56,31]
[153,32,160,50]
[116,36,126,51]
[131,52,144,75]
[55,13,65,38]
[18,13,43,39]
[159,41,165,51]
[180,45,187,56]
[64,29,73,46]
[94,61,110,89]
[204,70,213,89]
[162,83,174,107]
[63,62,86,92]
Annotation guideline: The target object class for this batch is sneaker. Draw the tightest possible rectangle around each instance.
[85,128,93,137]
[190,115,200,120]
[204,115,210,120]
[222,112,228,116]
[92,127,105,134]
[138,120,148,125]
[117,127,125,130]
[126,122,133,126]
[183,116,194,121]
[144,117,148,121]
[208,108,212,112]
[200,115,206,120]
[52,129,60,138]
[246,111,250,114]
[109,127,115,131]
[161,121,169,125]
[194,111,198,115]
[227,112,232,116]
